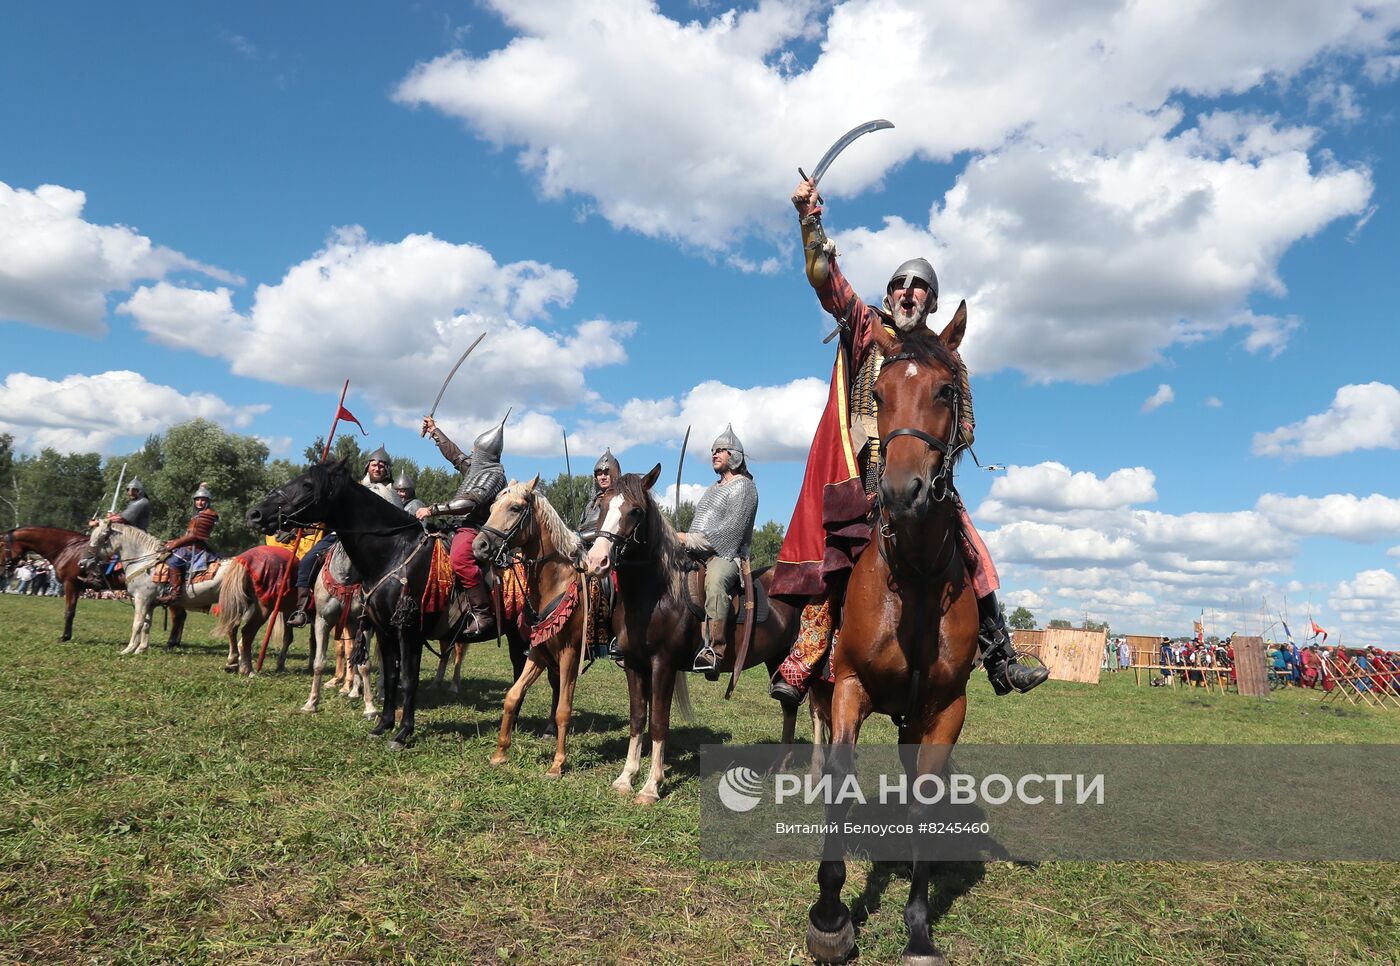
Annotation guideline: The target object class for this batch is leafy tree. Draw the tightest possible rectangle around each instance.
[1082,618,1111,637]
[15,449,105,529]
[0,433,16,528]
[1048,618,1073,629]
[539,472,594,527]
[750,520,785,570]
[1008,606,1036,630]
[304,434,367,469]
[143,419,271,549]
[664,500,696,532]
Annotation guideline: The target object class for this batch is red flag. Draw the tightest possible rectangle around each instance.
[1310,619,1328,642]
[336,404,369,436]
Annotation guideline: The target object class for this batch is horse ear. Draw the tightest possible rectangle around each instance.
[642,463,662,491]
[332,454,352,472]
[527,473,540,491]
[938,300,967,352]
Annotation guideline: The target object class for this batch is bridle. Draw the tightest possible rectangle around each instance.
[588,495,650,570]
[477,490,542,570]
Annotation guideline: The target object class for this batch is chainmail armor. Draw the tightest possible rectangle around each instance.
[690,476,759,560]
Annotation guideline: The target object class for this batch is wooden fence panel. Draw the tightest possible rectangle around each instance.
[1233,635,1269,697]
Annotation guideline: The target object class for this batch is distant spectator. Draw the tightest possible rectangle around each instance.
[1118,637,1131,671]
[15,562,33,595]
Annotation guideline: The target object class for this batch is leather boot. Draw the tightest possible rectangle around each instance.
[465,581,497,639]
[287,586,314,628]
[977,592,1048,695]
[693,618,728,681]
[157,568,184,605]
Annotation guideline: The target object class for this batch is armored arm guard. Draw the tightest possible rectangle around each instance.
[800,211,833,289]
[429,428,472,474]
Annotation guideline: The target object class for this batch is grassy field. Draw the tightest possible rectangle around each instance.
[2,592,1398,965]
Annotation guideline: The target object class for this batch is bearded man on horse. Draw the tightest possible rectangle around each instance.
[416,413,509,638]
[768,178,1048,709]
[289,445,400,626]
[678,424,759,679]
[157,483,219,604]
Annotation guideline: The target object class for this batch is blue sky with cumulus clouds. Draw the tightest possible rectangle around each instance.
[3,0,1400,642]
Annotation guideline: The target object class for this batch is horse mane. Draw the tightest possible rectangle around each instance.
[618,473,688,599]
[497,482,581,559]
[890,325,960,376]
[110,521,165,555]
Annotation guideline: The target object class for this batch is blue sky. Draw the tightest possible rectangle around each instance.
[4,1,1400,642]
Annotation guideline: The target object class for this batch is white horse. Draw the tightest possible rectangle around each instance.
[89,520,228,656]
[302,543,469,716]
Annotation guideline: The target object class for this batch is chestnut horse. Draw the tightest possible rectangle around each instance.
[582,465,804,804]
[806,310,981,966]
[2,525,128,642]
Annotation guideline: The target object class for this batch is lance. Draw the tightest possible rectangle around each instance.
[562,430,574,525]
[258,379,351,672]
[422,331,488,435]
[674,425,690,529]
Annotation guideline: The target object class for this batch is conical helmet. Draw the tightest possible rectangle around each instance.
[394,470,416,496]
[593,448,621,478]
[126,478,145,497]
[365,444,391,468]
[473,409,509,462]
[711,423,746,471]
[193,482,214,502]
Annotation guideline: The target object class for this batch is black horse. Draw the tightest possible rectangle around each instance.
[247,458,543,749]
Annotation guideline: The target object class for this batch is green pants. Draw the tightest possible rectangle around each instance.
[704,556,740,621]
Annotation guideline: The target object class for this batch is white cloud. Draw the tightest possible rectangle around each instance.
[984,461,1156,511]
[0,181,239,334]
[660,482,710,508]
[1205,396,1223,408]
[1252,382,1400,457]
[1387,545,1400,560]
[120,226,633,431]
[1257,492,1400,542]
[0,370,267,453]
[1142,384,1175,412]
[1328,568,1400,640]
[394,0,1398,254]
[573,377,828,462]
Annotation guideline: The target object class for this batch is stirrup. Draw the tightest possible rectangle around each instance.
[692,644,719,674]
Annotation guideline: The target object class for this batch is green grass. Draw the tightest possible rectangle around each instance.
[2,593,1398,964]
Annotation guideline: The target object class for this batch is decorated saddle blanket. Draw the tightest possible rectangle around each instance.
[153,558,224,586]
[235,545,294,607]
[499,562,585,648]
[419,535,457,618]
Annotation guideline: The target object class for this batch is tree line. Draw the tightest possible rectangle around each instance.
[0,422,788,568]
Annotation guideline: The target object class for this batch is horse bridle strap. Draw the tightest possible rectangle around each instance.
[882,426,950,456]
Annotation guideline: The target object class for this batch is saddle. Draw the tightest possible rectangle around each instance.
[681,565,770,626]
[152,559,222,586]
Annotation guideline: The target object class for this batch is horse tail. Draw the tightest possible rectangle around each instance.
[214,558,254,637]
[674,670,694,723]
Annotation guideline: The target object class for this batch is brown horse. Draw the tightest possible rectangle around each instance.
[473,477,586,777]
[805,310,981,966]
[582,464,804,804]
[2,525,136,642]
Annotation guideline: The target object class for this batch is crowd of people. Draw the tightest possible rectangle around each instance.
[1,559,60,596]
[1270,640,1400,694]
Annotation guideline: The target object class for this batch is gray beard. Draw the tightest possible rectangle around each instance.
[892,304,925,332]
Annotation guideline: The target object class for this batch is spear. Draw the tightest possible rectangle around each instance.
[562,430,575,525]
[674,426,690,529]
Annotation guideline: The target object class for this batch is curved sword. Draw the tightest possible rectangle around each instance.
[422,330,488,435]
[798,118,895,204]
[674,425,690,528]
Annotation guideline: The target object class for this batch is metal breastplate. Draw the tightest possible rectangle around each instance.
[122,498,152,531]
[690,477,759,560]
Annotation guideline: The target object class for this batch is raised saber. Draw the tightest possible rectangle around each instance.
[108,463,128,514]
[798,118,894,201]
[674,425,690,529]
[422,331,488,435]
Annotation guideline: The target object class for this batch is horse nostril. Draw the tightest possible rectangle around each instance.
[907,476,923,503]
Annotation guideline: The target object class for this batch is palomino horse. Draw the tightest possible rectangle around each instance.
[474,477,590,777]
[247,459,539,750]
[582,465,804,804]
[90,519,295,673]
[3,525,126,641]
[806,311,981,966]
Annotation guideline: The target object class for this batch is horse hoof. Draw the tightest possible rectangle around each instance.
[545,768,562,779]
[901,952,946,966]
[368,723,389,737]
[489,754,507,766]
[387,740,407,752]
[611,781,633,798]
[223,665,237,674]
[633,791,659,806]
[807,920,855,964]
[300,704,318,714]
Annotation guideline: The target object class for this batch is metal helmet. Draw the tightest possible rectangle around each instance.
[885,257,939,325]
[594,448,621,479]
[473,409,509,462]
[711,423,746,471]
[394,471,416,497]
[126,478,145,497]
[193,482,214,502]
[365,444,392,469]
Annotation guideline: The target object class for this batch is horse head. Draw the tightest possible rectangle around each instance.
[584,463,661,575]
[246,456,352,534]
[474,475,541,568]
[873,301,967,524]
